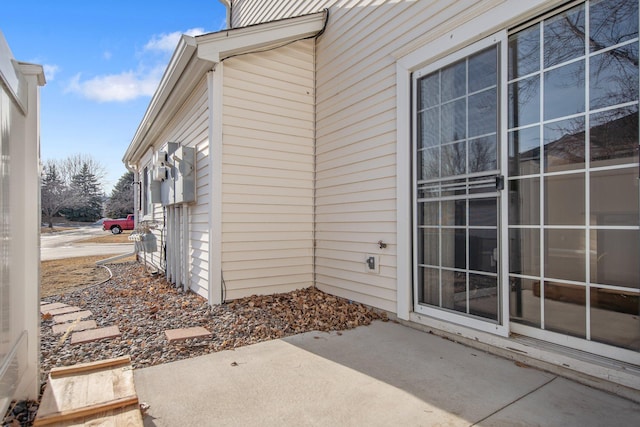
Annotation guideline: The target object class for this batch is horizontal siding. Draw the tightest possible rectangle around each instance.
[314,0,489,312]
[221,39,315,299]
[135,77,211,299]
[232,0,336,27]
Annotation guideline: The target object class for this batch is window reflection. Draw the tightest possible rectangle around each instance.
[441,142,466,176]
[469,89,497,137]
[469,136,497,173]
[509,24,540,79]
[441,99,466,143]
[544,61,585,121]
[590,0,639,51]
[509,127,540,176]
[469,48,497,92]
[544,117,585,172]
[417,147,439,180]
[441,60,466,102]
[508,76,540,128]
[544,4,585,67]
[590,106,639,167]
[590,44,639,110]
[419,72,440,110]
[418,107,440,148]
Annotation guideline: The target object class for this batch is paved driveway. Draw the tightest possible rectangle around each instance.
[41,226,134,261]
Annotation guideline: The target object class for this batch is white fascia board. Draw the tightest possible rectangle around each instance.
[17,63,46,86]
[0,31,27,113]
[196,10,326,62]
[123,35,199,164]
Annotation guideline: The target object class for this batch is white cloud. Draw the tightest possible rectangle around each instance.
[65,66,164,102]
[65,28,209,103]
[144,27,206,53]
[43,64,60,81]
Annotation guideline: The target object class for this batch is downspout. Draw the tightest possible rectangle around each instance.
[208,64,224,305]
[182,203,190,291]
[166,206,173,284]
[125,163,140,231]
[174,206,181,288]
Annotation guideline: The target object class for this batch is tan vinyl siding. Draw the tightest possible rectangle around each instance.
[314,0,492,312]
[139,77,211,299]
[232,0,336,27]
[221,39,315,301]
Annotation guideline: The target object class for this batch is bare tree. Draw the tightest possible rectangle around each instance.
[59,153,107,188]
[41,161,78,227]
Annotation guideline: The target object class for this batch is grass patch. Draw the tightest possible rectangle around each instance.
[41,254,137,297]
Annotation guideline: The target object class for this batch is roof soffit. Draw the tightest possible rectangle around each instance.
[124,10,327,165]
[196,10,326,62]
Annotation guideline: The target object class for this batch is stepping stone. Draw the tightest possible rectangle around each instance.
[53,310,92,324]
[165,326,212,343]
[52,320,98,335]
[41,303,68,314]
[71,325,121,345]
[47,306,82,316]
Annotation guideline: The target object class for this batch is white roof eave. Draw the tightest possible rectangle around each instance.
[196,10,327,62]
[123,35,200,164]
[123,10,327,166]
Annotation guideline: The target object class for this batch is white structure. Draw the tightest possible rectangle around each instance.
[124,0,640,400]
[0,31,45,413]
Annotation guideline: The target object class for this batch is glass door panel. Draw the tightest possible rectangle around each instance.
[414,41,503,326]
[507,0,640,354]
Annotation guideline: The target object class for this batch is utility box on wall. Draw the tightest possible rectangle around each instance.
[172,145,196,204]
[152,143,196,206]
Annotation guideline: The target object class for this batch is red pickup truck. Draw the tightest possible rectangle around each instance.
[102,214,135,234]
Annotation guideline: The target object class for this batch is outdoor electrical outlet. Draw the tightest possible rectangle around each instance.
[365,254,379,274]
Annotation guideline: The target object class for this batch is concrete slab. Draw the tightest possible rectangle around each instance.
[53,310,92,324]
[480,377,640,426]
[164,327,211,343]
[137,321,640,427]
[71,325,121,345]
[46,306,82,316]
[52,320,98,335]
[40,302,68,314]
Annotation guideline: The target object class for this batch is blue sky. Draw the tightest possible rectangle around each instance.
[1,1,227,192]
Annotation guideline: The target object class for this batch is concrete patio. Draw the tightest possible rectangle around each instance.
[134,320,640,426]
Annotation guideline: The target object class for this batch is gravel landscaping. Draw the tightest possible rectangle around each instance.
[40,261,388,382]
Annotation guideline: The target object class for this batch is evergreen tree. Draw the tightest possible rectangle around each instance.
[105,171,134,218]
[62,162,104,222]
[41,163,74,227]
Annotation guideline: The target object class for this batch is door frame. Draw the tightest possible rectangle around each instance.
[409,32,510,337]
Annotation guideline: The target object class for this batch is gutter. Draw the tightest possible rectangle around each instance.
[122,35,199,164]
[122,10,327,166]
